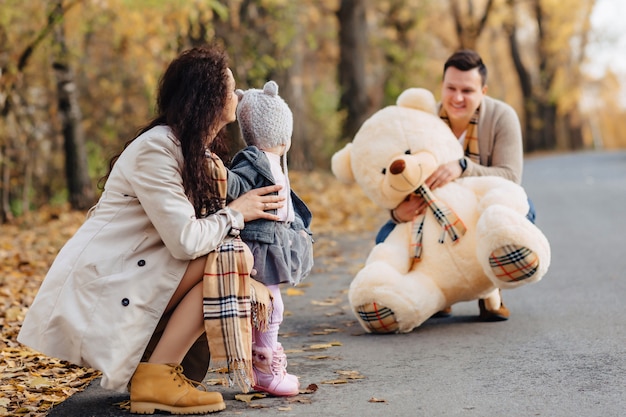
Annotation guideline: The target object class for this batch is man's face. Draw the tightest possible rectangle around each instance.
[441,67,487,124]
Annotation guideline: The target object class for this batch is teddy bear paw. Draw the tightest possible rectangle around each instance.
[355,302,399,334]
[489,244,540,283]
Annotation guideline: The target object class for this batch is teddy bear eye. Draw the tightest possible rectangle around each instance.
[405,149,411,155]
[381,167,387,175]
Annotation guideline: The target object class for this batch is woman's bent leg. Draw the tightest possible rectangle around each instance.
[150,256,207,364]
[130,256,225,415]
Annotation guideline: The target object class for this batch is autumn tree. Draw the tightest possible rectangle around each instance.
[0,1,75,221]
[0,0,623,221]
[337,0,370,141]
[504,0,596,151]
[51,0,95,210]
[449,0,496,50]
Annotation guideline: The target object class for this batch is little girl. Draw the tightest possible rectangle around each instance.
[226,80,314,396]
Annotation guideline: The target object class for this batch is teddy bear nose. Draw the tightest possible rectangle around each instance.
[389,159,406,175]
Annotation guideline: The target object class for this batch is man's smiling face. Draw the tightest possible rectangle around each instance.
[441,66,487,126]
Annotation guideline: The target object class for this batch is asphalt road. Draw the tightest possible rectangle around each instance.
[48,150,626,417]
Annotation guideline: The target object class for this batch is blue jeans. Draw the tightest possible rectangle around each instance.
[375,198,537,244]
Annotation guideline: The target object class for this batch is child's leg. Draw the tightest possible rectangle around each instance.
[251,284,299,396]
[254,284,283,349]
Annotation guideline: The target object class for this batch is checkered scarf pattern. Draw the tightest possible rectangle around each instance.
[410,184,467,263]
[202,154,271,393]
[439,106,480,163]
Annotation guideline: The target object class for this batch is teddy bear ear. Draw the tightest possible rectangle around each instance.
[396,88,437,114]
[235,89,244,100]
[331,143,355,184]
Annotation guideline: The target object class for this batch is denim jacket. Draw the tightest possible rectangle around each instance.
[227,146,313,244]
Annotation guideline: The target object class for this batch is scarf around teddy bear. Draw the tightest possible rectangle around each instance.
[408,106,481,265]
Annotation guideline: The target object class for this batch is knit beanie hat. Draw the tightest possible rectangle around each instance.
[236,80,293,149]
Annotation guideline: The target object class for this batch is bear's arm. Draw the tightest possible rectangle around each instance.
[458,176,529,216]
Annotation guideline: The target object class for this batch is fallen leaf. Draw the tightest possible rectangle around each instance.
[311,327,340,335]
[321,379,348,384]
[287,397,312,404]
[285,288,305,296]
[299,383,319,394]
[306,355,335,360]
[203,378,225,386]
[311,298,342,306]
[305,343,333,350]
[336,370,365,379]
[368,397,387,403]
[234,393,266,403]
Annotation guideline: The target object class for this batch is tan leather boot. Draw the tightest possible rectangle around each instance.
[130,363,225,415]
[478,290,510,322]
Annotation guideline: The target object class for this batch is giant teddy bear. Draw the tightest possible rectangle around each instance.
[331,87,551,334]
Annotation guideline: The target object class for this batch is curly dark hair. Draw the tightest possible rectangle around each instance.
[100,44,231,217]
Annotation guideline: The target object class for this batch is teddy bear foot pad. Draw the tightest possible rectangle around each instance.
[356,302,399,334]
[489,244,539,283]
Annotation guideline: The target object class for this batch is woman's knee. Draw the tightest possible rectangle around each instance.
[166,256,207,312]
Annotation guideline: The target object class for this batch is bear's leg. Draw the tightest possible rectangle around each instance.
[348,261,446,334]
[476,205,551,290]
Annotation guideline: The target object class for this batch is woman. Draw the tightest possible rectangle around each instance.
[17,45,283,414]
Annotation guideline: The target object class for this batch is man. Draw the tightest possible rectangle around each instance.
[377,49,534,321]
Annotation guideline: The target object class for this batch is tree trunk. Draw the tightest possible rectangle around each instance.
[1,144,13,223]
[449,0,495,50]
[337,0,369,142]
[505,0,559,152]
[52,1,95,210]
[283,17,313,171]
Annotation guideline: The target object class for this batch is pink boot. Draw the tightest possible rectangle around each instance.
[252,344,299,396]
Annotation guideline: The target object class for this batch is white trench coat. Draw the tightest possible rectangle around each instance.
[18,126,243,392]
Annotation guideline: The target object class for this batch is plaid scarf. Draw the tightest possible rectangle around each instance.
[439,105,480,163]
[202,154,271,392]
[410,184,467,263]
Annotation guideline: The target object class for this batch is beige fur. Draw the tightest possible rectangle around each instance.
[331,88,551,333]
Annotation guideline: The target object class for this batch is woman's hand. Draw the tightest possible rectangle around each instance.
[228,184,285,222]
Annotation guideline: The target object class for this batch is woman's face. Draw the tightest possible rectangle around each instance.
[219,69,239,127]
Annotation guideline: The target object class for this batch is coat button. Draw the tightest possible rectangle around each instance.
[137,260,146,267]
[121,298,130,306]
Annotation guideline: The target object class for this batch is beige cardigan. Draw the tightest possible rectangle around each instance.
[440,95,524,185]
[18,125,243,392]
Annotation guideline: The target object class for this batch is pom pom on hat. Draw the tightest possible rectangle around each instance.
[236,80,293,149]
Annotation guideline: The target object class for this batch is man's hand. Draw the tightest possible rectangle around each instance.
[391,160,463,223]
[425,160,463,190]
